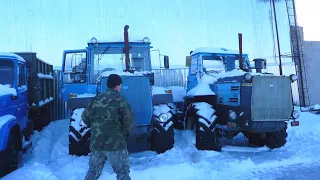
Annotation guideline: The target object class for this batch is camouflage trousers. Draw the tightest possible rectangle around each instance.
[84,149,131,180]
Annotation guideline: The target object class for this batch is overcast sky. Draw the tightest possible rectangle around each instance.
[296,0,320,41]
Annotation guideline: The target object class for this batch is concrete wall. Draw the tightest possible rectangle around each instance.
[303,41,320,105]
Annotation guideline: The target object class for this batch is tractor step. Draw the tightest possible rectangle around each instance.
[22,141,32,153]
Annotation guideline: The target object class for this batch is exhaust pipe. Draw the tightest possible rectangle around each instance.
[238,33,243,71]
[124,25,130,72]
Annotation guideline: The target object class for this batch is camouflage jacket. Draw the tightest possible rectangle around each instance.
[81,89,136,151]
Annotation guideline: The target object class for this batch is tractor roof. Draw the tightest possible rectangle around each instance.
[190,47,248,56]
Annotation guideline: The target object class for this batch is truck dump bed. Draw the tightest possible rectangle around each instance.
[13,52,54,108]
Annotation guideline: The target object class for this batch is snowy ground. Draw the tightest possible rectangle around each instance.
[2,107,320,180]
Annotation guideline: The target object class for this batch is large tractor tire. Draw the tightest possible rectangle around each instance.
[150,119,175,154]
[69,108,91,156]
[167,102,184,130]
[246,133,267,147]
[150,104,175,154]
[265,124,288,149]
[185,102,221,151]
[0,133,19,178]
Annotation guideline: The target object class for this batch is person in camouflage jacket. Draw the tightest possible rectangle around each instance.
[81,74,136,180]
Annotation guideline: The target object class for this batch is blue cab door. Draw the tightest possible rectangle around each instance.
[16,63,28,131]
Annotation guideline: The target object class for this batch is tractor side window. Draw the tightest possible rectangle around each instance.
[190,56,198,74]
[63,52,87,83]
[17,64,26,87]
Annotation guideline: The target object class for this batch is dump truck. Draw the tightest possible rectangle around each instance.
[0,52,54,177]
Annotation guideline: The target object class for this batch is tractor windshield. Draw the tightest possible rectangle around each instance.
[90,47,151,83]
[202,56,226,74]
[202,55,250,73]
[0,59,14,86]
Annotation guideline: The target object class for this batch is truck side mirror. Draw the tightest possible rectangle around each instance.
[164,56,169,69]
[186,56,191,67]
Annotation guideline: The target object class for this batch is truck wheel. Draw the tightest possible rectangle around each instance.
[0,134,19,177]
[265,126,288,149]
[150,116,175,154]
[185,103,221,151]
[69,109,91,156]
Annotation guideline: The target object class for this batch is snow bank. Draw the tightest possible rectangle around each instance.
[0,84,17,96]
[0,52,25,62]
[0,115,15,130]
[38,73,54,79]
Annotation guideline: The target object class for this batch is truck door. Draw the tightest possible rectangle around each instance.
[17,63,28,130]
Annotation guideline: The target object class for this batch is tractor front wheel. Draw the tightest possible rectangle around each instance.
[150,120,175,154]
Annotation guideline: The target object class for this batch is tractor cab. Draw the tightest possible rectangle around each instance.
[61,36,156,101]
[186,47,253,75]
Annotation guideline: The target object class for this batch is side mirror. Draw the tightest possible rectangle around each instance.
[164,56,169,69]
[186,56,191,67]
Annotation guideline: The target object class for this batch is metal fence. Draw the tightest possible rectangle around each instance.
[52,63,299,120]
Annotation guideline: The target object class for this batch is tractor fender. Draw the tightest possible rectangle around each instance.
[0,115,19,152]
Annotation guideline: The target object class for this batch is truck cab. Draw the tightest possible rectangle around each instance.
[0,52,54,177]
[0,53,27,177]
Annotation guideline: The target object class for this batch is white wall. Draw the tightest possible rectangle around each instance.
[303,41,320,105]
[0,0,292,68]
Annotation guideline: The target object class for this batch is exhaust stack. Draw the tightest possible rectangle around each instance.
[238,33,243,71]
[124,25,130,72]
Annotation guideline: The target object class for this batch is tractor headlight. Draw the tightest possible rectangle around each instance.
[292,110,300,119]
[143,37,150,43]
[290,74,298,82]
[91,37,97,44]
[244,73,252,81]
[159,113,168,122]
[229,110,237,120]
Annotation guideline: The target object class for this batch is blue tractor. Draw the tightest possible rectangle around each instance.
[60,25,175,156]
[174,34,300,151]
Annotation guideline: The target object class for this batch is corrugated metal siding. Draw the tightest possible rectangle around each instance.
[0,0,292,68]
[303,41,320,105]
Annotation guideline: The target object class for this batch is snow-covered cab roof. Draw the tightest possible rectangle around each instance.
[190,47,248,56]
[0,52,26,62]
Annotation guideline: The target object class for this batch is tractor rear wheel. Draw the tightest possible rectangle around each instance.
[265,125,288,149]
[246,133,266,147]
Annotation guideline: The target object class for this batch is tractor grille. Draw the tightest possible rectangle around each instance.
[251,76,293,121]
